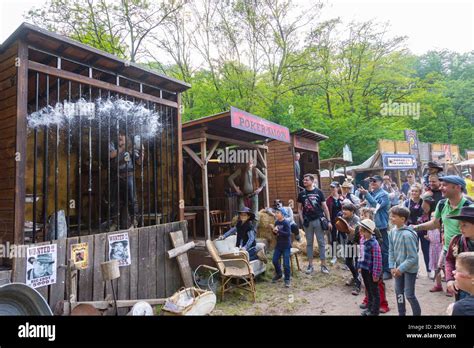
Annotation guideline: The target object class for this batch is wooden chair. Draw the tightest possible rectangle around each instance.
[205,240,256,302]
[209,210,232,238]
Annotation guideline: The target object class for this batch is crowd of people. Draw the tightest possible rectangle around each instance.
[216,159,474,316]
[297,163,474,316]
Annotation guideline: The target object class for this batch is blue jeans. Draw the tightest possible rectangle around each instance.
[418,231,431,273]
[380,228,390,274]
[394,272,421,316]
[272,247,291,281]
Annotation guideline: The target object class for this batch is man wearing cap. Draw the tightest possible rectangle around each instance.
[358,175,391,280]
[445,206,474,301]
[413,175,472,295]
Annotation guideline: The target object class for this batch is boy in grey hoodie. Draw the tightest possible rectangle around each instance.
[389,206,421,316]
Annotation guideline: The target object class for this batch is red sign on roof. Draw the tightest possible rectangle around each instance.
[230,107,290,143]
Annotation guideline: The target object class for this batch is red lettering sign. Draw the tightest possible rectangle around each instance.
[230,107,290,143]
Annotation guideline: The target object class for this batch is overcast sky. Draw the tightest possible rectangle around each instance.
[1,0,473,55]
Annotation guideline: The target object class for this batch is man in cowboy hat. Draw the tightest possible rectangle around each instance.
[445,205,474,301]
[27,254,54,280]
[423,161,444,190]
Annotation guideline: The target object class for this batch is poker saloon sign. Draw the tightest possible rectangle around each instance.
[230,107,290,143]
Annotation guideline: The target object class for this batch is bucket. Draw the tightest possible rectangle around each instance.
[193,265,219,294]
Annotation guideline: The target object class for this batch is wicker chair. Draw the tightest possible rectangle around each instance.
[205,240,256,302]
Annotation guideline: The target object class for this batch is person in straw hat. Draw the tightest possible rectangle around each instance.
[357,219,382,316]
[341,180,361,210]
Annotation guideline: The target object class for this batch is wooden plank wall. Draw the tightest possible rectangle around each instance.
[0,43,18,253]
[267,140,297,207]
[11,221,188,314]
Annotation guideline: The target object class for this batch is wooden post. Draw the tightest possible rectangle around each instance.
[14,41,28,246]
[262,149,270,208]
[201,139,211,240]
[396,170,401,188]
[177,94,184,221]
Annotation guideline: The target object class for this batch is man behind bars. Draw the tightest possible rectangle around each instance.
[107,129,143,230]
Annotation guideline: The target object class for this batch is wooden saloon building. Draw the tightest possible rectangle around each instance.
[0,23,192,312]
[267,129,328,207]
[182,107,291,240]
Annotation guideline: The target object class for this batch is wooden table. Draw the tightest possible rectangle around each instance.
[184,212,197,240]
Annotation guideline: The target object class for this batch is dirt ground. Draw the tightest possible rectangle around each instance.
[212,249,453,316]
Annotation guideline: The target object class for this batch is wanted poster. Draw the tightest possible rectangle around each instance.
[26,244,57,289]
[108,232,131,267]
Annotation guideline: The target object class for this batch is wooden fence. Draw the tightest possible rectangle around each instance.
[12,221,188,314]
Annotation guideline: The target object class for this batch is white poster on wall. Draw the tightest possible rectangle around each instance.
[26,244,57,289]
[108,232,131,267]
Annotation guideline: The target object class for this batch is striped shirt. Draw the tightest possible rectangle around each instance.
[388,226,419,274]
[358,236,382,278]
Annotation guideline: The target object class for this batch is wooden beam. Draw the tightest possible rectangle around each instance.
[205,133,268,150]
[183,145,203,168]
[168,231,194,288]
[167,241,195,259]
[205,141,220,165]
[182,138,206,145]
[184,206,206,211]
[14,41,27,246]
[257,148,267,168]
[201,141,211,240]
[177,94,184,222]
[28,61,178,109]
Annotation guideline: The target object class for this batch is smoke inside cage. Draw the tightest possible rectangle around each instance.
[25,70,178,242]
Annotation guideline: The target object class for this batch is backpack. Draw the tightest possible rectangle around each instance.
[437,197,473,224]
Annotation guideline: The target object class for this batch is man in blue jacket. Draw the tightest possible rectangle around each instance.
[359,175,392,280]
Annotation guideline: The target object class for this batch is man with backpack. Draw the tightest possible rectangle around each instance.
[297,174,332,275]
[413,175,472,295]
